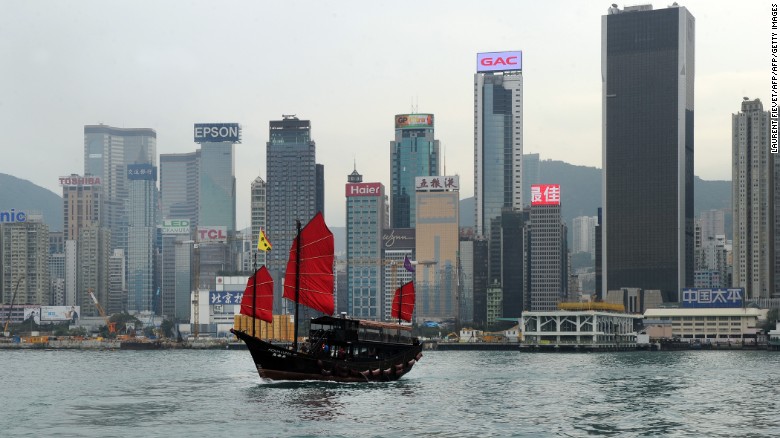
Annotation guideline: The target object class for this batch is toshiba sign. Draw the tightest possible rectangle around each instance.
[477,51,522,72]
[345,182,382,197]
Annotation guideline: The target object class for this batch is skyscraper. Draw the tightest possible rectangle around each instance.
[474,51,523,239]
[602,4,695,302]
[160,151,200,229]
[390,114,440,228]
[0,214,49,306]
[266,116,321,314]
[250,175,268,267]
[84,125,156,253]
[345,169,387,320]
[415,175,460,322]
[732,98,772,298]
[528,184,568,311]
[572,216,598,258]
[195,123,239,233]
[126,163,158,313]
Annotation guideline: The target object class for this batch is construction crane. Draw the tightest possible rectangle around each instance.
[3,278,24,334]
[89,289,116,334]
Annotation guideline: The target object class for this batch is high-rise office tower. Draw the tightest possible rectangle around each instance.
[699,209,725,243]
[107,249,126,314]
[126,163,158,313]
[195,123,239,233]
[572,216,598,258]
[527,184,568,311]
[382,228,415,322]
[415,175,460,321]
[60,174,105,309]
[345,169,388,320]
[602,4,695,302]
[474,51,523,239]
[84,125,156,253]
[390,114,440,228]
[77,224,111,316]
[266,116,321,314]
[160,151,200,229]
[250,175,267,267]
[522,153,540,208]
[732,98,773,298]
[0,214,49,306]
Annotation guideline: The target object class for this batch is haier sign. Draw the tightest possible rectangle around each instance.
[477,51,522,72]
[345,182,382,197]
[194,123,241,143]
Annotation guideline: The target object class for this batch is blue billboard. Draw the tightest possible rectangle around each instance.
[681,288,744,308]
[194,123,241,143]
[127,164,157,181]
[209,291,243,306]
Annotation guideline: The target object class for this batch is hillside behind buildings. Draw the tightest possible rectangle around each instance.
[1,160,732,243]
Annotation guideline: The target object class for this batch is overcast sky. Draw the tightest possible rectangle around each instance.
[0,1,770,228]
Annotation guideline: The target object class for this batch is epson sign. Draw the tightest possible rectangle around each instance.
[194,123,241,143]
[477,51,522,73]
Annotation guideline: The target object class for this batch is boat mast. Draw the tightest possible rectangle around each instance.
[293,219,301,351]
[252,250,257,338]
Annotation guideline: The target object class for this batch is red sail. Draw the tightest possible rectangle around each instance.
[391,281,415,322]
[240,266,274,323]
[283,212,335,316]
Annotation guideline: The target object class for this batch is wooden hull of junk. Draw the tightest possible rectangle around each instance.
[231,328,423,382]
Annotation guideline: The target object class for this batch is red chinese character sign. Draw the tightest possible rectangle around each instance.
[530,184,561,206]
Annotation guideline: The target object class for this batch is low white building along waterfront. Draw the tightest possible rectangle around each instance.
[521,302,639,351]
[643,287,767,345]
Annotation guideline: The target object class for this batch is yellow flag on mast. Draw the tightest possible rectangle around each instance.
[257,228,272,252]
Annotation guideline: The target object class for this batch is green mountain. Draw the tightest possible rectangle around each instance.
[0,173,63,231]
[460,160,732,239]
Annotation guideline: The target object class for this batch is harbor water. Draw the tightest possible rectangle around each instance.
[1,349,779,437]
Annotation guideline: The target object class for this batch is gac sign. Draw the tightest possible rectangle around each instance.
[477,51,522,73]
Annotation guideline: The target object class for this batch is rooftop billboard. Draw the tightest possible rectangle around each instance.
[530,184,561,206]
[0,209,27,223]
[162,219,190,235]
[382,228,415,250]
[681,288,744,308]
[127,164,157,181]
[346,182,383,197]
[194,123,241,143]
[59,175,102,187]
[415,176,459,192]
[477,51,522,73]
[395,114,434,129]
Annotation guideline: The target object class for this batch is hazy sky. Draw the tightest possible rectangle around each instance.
[0,1,769,229]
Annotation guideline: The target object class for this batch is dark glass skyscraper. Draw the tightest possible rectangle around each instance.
[602,4,695,302]
[390,114,439,228]
[266,116,321,314]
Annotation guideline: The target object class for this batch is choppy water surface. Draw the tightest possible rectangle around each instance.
[1,349,779,437]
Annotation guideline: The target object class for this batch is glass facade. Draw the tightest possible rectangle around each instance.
[160,151,200,228]
[266,118,318,314]
[127,166,157,313]
[415,187,459,321]
[603,6,694,302]
[390,115,439,228]
[474,73,523,239]
[346,176,386,320]
[198,142,236,232]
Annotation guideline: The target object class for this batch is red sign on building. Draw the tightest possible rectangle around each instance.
[345,182,382,197]
[530,184,561,206]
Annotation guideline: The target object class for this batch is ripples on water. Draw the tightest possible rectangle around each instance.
[1,349,780,437]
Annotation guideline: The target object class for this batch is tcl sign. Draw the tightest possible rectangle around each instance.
[197,227,228,242]
[477,51,522,72]
[346,182,382,197]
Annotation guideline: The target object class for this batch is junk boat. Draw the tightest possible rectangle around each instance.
[231,213,422,382]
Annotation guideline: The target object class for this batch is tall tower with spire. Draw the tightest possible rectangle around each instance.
[345,165,388,319]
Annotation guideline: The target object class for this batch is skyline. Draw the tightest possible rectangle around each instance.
[0,1,769,229]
